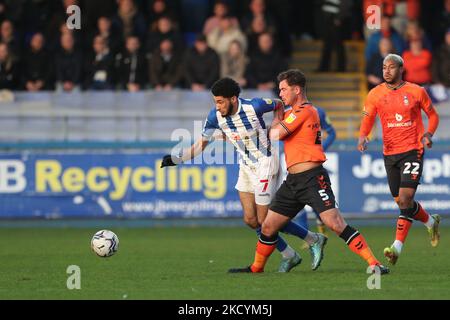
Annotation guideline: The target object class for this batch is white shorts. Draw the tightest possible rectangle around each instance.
[235,156,280,206]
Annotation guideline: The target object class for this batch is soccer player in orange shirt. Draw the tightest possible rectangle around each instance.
[229,69,389,274]
[358,54,440,265]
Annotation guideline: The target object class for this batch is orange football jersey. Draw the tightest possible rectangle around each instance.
[280,103,326,169]
[360,82,437,155]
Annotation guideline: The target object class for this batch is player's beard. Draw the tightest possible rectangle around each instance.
[384,70,401,85]
[385,76,398,85]
[223,100,233,117]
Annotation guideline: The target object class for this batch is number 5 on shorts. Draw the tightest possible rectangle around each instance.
[319,189,329,201]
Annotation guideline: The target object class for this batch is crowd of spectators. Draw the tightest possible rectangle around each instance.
[364,0,450,89]
[0,0,292,92]
[0,0,448,93]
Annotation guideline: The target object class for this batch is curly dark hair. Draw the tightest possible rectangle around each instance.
[211,77,241,98]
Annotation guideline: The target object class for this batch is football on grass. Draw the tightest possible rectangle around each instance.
[91,230,119,257]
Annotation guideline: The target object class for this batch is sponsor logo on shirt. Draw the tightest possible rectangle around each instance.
[286,113,296,124]
[387,120,412,128]
[388,113,411,128]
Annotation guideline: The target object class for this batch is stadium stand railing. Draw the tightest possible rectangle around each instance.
[0,91,449,150]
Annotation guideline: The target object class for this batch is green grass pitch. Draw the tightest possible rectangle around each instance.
[0,225,448,300]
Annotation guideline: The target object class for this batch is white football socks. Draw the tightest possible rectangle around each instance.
[392,240,403,254]
[424,215,434,229]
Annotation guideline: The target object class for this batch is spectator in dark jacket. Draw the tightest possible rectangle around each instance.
[80,0,117,34]
[240,0,277,38]
[430,0,450,48]
[46,0,84,52]
[184,34,220,91]
[22,0,54,34]
[316,0,351,72]
[55,32,83,92]
[0,20,21,59]
[203,1,239,37]
[112,0,147,44]
[84,36,115,90]
[366,37,394,90]
[245,15,275,56]
[90,17,122,56]
[115,35,147,91]
[149,38,183,90]
[146,16,184,54]
[432,29,450,88]
[22,33,53,91]
[245,32,286,90]
[147,0,179,31]
[0,0,26,27]
[404,20,432,52]
[0,42,20,90]
[365,15,405,61]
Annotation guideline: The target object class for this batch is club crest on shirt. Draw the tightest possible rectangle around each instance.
[403,95,409,106]
[286,113,296,124]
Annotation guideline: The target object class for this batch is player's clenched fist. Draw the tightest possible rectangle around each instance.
[422,132,433,148]
[160,154,182,168]
[357,136,369,152]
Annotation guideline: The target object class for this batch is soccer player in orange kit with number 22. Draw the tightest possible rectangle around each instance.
[358,54,441,266]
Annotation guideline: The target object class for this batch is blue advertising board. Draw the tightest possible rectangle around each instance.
[0,153,241,219]
[332,151,450,215]
[0,151,448,218]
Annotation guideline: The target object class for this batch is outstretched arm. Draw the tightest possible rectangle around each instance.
[161,137,209,167]
[181,137,210,162]
[161,107,220,167]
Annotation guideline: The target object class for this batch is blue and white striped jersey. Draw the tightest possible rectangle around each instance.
[202,97,277,170]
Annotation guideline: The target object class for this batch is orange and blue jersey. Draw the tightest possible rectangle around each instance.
[316,106,336,151]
